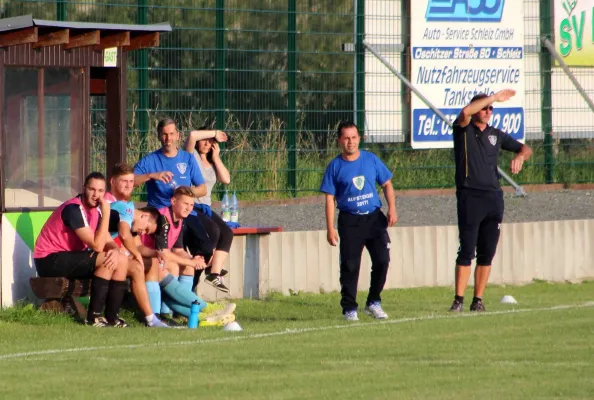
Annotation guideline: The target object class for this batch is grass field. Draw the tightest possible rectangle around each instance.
[1,281,594,399]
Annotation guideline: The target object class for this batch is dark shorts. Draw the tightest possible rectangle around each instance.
[456,188,504,266]
[34,251,99,279]
[184,213,215,256]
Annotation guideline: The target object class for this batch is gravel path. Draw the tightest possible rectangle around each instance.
[236,190,594,232]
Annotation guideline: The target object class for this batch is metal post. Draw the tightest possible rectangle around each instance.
[400,0,411,142]
[355,0,365,136]
[287,0,297,197]
[216,0,226,131]
[57,0,66,21]
[539,0,554,184]
[137,0,149,140]
[363,40,527,196]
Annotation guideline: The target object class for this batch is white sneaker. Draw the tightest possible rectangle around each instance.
[363,302,388,319]
[147,316,169,328]
[343,310,359,321]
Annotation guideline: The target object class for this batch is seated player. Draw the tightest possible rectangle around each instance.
[33,172,129,327]
[107,163,169,328]
[137,186,235,325]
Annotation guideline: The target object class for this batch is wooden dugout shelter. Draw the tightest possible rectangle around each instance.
[0,15,171,211]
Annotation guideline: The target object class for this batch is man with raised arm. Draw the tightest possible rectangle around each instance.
[449,90,532,312]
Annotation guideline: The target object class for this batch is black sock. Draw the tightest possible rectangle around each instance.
[209,272,220,278]
[455,295,464,303]
[87,277,110,322]
[472,296,482,303]
[104,280,129,323]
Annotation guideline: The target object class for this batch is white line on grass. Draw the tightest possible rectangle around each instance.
[1,302,593,361]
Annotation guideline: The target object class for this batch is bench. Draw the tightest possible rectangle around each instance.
[29,277,91,321]
[24,226,283,314]
[231,226,283,235]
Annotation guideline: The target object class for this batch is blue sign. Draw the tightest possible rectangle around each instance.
[412,107,524,143]
[425,0,505,22]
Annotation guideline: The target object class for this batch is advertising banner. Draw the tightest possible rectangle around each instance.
[410,0,525,149]
[554,0,594,66]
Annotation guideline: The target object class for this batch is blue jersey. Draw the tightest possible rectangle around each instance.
[320,150,392,215]
[134,149,204,214]
[109,200,134,238]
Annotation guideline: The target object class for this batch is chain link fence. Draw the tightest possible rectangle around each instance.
[2,0,593,200]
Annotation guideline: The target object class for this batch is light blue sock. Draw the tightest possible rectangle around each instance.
[160,274,207,311]
[168,302,191,318]
[178,275,194,295]
[160,276,174,315]
[146,281,161,314]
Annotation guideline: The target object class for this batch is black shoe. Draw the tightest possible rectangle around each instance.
[449,299,464,312]
[108,316,129,328]
[86,316,109,327]
[205,267,228,277]
[470,299,486,312]
[205,274,230,293]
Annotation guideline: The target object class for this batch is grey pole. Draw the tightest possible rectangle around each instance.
[363,40,527,197]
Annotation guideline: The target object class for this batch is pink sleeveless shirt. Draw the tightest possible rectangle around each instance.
[141,207,183,250]
[34,196,102,258]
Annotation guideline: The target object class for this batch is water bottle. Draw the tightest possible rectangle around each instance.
[188,301,200,329]
[221,191,231,222]
[167,178,178,195]
[230,192,239,223]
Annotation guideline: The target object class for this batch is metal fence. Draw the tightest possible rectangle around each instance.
[3,1,594,200]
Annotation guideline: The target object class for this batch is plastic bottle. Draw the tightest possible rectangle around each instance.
[221,191,231,222]
[167,178,178,195]
[188,301,200,329]
[230,192,239,223]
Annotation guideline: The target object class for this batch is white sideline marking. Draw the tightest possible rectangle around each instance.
[1,302,592,361]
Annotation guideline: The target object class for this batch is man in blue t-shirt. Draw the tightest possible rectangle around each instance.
[134,118,214,317]
[320,121,397,321]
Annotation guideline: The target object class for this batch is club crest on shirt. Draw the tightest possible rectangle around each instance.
[352,176,365,190]
[488,135,497,146]
[176,163,187,174]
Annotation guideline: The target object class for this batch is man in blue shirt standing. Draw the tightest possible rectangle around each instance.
[320,121,397,321]
[134,118,216,315]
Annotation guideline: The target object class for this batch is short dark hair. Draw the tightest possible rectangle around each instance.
[111,162,135,178]
[336,120,359,138]
[470,93,489,103]
[138,206,160,221]
[173,186,195,198]
[84,172,106,186]
[157,118,176,135]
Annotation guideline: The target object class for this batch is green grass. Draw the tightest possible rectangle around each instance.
[1,281,594,399]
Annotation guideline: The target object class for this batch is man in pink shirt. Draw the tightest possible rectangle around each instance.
[34,172,130,327]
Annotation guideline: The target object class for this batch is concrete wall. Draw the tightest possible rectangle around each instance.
[2,218,592,306]
[197,219,594,302]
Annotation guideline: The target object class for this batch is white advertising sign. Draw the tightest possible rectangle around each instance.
[410,0,525,149]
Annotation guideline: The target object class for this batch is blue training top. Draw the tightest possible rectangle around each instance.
[109,200,134,238]
[319,150,392,215]
[134,149,204,215]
